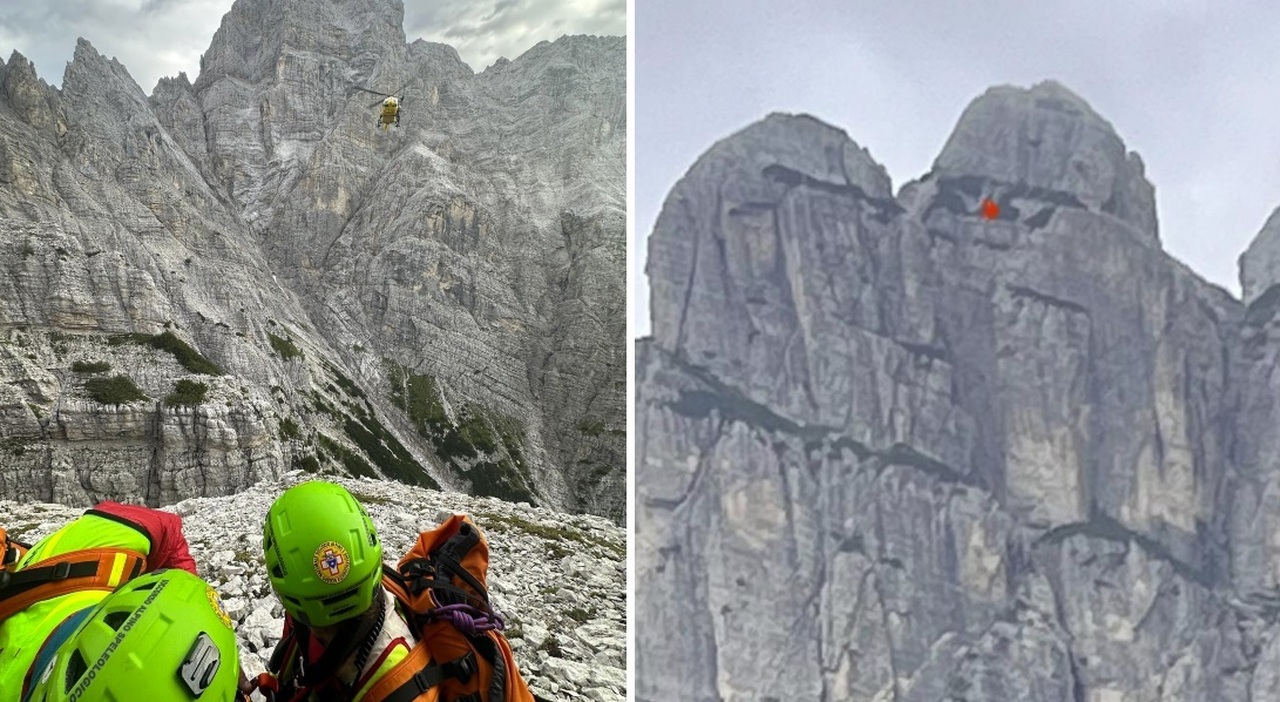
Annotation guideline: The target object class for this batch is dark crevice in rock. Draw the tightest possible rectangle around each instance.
[1024,207,1055,230]
[1039,554,1085,701]
[946,174,986,198]
[971,238,1013,252]
[1243,282,1280,327]
[1006,284,1091,316]
[926,227,957,244]
[829,436,874,461]
[642,428,719,512]
[664,381,983,490]
[869,504,901,701]
[868,209,895,225]
[727,201,778,217]
[1002,181,1087,209]
[1035,512,1212,589]
[837,140,857,189]
[895,339,950,363]
[774,442,799,567]
[675,197,704,350]
[1067,649,1087,702]
[927,176,1088,226]
[923,187,968,222]
[761,163,904,219]
[668,389,816,439]
[879,443,978,487]
[1034,96,1084,116]
[1101,189,1119,217]
[997,204,1022,221]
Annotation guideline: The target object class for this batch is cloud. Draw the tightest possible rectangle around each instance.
[2,0,624,92]
[0,0,233,90]
[404,0,625,71]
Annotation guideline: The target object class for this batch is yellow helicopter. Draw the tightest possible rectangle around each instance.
[353,86,406,131]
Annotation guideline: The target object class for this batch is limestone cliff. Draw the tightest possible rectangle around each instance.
[0,0,624,521]
[637,81,1280,699]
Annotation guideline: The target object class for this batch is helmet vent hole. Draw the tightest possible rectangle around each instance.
[103,611,130,630]
[331,604,357,618]
[133,581,159,591]
[65,650,87,689]
[272,564,284,578]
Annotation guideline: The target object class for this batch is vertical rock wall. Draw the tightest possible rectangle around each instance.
[638,81,1278,699]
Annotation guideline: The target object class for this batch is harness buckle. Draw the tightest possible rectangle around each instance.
[51,562,72,580]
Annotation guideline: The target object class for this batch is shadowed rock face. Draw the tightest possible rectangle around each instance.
[0,0,624,521]
[637,81,1280,700]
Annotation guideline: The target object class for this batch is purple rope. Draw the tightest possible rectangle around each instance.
[432,603,506,635]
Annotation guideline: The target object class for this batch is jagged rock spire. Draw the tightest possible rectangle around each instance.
[934,80,1159,245]
[1240,205,1280,304]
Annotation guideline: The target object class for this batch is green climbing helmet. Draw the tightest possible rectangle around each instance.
[27,569,240,701]
[264,480,384,627]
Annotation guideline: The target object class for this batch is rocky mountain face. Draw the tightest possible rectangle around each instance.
[0,0,624,520]
[636,80,1280,700]
[2,474,626,701]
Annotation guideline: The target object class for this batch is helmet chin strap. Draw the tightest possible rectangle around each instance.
[298,585,387,689]
[349,589,387,684]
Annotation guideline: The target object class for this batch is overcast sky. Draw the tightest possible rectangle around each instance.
[633,0,1280,337]
[0,0,624,93]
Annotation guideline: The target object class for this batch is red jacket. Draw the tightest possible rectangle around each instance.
[85,501,198,574]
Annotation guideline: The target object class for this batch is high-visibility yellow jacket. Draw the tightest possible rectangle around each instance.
[0,503,197,702]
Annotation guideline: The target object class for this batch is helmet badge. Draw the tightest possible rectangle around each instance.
[313,541,351,584]
[205,585,233,630]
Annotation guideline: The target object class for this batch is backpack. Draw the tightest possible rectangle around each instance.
[264,514,535,702]
[0,525,148,623]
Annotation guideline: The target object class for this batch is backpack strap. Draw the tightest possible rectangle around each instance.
[1,527,29,569]
[356,640,479,702]
[433,524,488,607]
[396,524,491,613]
[0,547,147,621]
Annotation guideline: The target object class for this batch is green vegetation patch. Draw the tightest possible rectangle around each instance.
[316,434,376,479]
[312,391,438,489]
[268,332,304,361]
[326,362,365,399]
[108,331,222,375]
[576,418,606,436]
[165,379,208,407]
[49,332,71,357]
[1,437,36,457]
[477,511,624,560]
[279,417,300,440]
[71,360,111,374]
[107,332,152,347]
[85,375,148,405]
[149,332,222,374]
[540,635,565,657]
[384,360,535,502]
[462,460,536,505]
